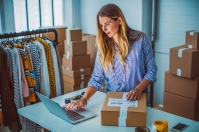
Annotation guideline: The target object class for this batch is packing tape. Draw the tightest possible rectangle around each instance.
[67,40,70,45]
[80,82,84,89]
[122,92,128,99]
[178,48,189,58]
[118,106,128,127]
[189,30,198,36]
[66,67,69,70]
[80,69,84,72]
[65,51,70,59]
[81,75,84,80]
[188,45,192,48]
[151,120,168,132]
[118,92,129,127]
[177,69,181,76]
[67,29,71,41]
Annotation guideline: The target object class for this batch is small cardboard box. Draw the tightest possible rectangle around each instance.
[63,75,91,85]
[101,92,147,126]
[62,54,90,70]
[64,82,88,94]
[164,70,199,100]
[62,66,91,78]
[169,45,199,78]
[163,92,199,121]
[67,29,82,41]
[64,40,87,56]
[185,30,199,49]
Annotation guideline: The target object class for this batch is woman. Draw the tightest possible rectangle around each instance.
[67,3,157,110]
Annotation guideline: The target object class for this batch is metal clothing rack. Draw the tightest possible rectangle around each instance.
[0,28,58,45]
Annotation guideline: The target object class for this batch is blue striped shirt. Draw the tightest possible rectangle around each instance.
[88,34,157,92]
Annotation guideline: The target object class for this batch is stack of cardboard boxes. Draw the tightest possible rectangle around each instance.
[163,30,199,121]
[62,29,91,94]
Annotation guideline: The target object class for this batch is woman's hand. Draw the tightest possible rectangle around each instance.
[66,98,87,110]
[126,88,142,101]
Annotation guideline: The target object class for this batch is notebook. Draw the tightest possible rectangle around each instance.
[35,92,96,124]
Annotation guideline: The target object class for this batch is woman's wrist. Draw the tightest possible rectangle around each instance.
[80,97,87,106]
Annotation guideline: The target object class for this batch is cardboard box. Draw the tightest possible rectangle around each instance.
[63,75,91,85]
[169,45,199,78]
[164,70,199,100]
[67,29,82,41]
[62,54,90,70]
[82,34,97,71]
[101,92,147,126]
[163,92,199,121]
[40,26,67,46]
[64,82,88,94]
[185,30,199,49]
[62,67,91,78]
[64,40,87,56]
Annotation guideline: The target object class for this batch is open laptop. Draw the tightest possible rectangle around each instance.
[35,92,96,124]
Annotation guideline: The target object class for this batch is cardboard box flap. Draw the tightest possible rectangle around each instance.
[170,45,199,78]
[101,92,146,112]
[170,45,199,53]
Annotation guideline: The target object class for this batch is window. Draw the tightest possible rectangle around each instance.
[13,0,64,32]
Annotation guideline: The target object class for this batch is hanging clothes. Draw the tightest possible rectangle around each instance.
[54,44,64,94]
[5,47,24,124]
[33,40,51,97]
[13,48,25,108]
[35,37,57,98]
[0,46,22,131]
[0,29,61,132]
[19,53,29,98]
[16,43,37,102]
[26,42,41,92]
[45,39,62,96]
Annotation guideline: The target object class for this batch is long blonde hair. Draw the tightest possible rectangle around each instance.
[96,4,143,72]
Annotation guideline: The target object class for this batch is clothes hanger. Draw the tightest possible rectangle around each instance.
[0,34,7,47]
[5,33,15,49]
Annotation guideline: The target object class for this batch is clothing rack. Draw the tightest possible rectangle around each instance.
[0,28,58,44]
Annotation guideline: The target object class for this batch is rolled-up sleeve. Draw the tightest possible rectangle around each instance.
[88,51,105,90]
[142,35,157,83]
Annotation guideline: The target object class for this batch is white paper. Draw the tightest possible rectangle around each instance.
[108,98,138,107]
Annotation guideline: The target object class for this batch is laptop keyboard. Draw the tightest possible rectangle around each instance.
[63,108,85,122]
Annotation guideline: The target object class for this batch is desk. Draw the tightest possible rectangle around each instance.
[18,89,199,132]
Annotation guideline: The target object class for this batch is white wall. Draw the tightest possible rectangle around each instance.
[80,0,143,35]
[64,0,81,29]
[64,0,73,29]
[154,0,199,106]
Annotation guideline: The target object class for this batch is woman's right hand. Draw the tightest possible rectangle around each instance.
[66,98,87,110]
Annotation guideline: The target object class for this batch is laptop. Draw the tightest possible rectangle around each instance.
[35,92,96,124]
